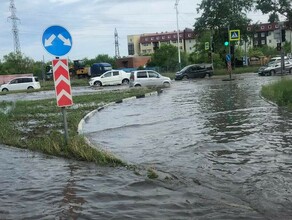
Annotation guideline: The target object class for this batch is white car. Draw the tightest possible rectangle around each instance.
[0,76,41,92]
[129,70,171,87]
[89,70,130,86]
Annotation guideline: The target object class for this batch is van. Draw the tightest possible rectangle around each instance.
[129,70,171,87]
[0,76,41,92]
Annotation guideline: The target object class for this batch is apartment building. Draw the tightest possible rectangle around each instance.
[127,22,292,57]
[127,28,196,56]
[248,22,292,49]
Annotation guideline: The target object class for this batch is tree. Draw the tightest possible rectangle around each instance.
[1,52,34,74]
[255,0,292,28]
[147,44,188,72]
[194,0,254,63]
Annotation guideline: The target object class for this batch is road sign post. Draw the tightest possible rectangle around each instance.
[42,25,73,145]
[52,58,73,145]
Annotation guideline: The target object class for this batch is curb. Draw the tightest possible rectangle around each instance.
[77,91,159,134]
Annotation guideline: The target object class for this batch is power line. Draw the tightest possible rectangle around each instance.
[8,0,21,54]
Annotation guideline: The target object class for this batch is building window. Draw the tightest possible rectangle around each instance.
[151,37,154,40]
[173,35,177,38]
[168,35,171,39]
[269,40,272,43]
[261,26,265,30]
[247,27,251,31]
[261,32,265,37]
[128,44,134,55]
[173,40,177,43]
[188,34,192,37]
[145,38,148,41]
[254,33,258,38]
[162,36,165,39]
[268,25,272,29]
[261,39,266,44]
[156,37,160,40]
[275,24,279,28]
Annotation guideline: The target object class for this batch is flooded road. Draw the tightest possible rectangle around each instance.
[1,73,292,219]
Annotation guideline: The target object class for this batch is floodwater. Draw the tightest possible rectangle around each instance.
[1,73,292,219]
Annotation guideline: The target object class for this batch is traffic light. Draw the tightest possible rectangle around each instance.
[277,43,281,51]
[282,30,286,42]
[224,31,229,46]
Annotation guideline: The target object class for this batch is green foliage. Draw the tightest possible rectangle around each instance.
[255,0,292,28]
[248,45,279,57]
[194,0,253,48]
[0,88,153,165]
[261,79,292,109]
[1,52,35,74]
[83,54,117,68]
[147,44,188,72]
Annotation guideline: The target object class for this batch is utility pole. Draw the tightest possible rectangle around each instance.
[175,0,181,70]
[114,28,120,58]
[8,0,21,54]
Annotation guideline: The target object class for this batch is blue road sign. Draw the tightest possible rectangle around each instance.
[226,54,231,62]
[42,25,72,57]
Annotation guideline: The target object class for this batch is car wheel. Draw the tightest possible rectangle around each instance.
[122,79,129,85]
[270,70,275,76]
[2,88,8,92]
[94,81,102,87]
[163,82,170,88]
[134,84,141,87]
[200,74,206,78]
[27,86,34,90]
[182,75,188,80]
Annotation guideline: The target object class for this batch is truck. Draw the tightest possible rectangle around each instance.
[46,60,113,79]
[70,60,112,78]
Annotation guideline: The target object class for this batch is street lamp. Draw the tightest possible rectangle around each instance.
[175,0,181,70]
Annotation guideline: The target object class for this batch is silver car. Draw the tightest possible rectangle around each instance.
[129,70,171,87]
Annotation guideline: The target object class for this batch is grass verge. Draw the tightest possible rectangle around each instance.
[261,78,292,110]
[0,88,153,166]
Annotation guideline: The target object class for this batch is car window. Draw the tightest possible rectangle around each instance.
[148,71,159,78]
[34,77,39,82]
[22,78,33,83]
[137,71,147,78]
[113,71,119,76]
[103,72,112,77]
[10,79,19,84]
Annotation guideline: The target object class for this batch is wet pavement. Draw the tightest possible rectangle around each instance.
[1,73,292,219]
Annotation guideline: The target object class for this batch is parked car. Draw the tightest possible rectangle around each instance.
[129,70,171,88]
[0,76,41,92]
[258,60,292,76]
[89,70,130,87]
[175,63,213,80]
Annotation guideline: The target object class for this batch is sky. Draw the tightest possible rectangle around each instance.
[0,0,273,62]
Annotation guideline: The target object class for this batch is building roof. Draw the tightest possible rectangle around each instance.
[247,21,289,32]
[139,28,195,44]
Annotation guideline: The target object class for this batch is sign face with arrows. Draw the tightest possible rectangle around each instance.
[52,59,73,107]
[42,25,72,56]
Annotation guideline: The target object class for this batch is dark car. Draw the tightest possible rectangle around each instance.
[175,63,213,80]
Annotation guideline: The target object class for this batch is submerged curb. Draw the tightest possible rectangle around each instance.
[77,91,159,135]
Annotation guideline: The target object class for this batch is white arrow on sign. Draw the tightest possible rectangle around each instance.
[45,34,56,47]
[58,34,71,46]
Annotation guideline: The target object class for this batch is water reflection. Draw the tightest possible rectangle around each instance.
[60,164,86,220]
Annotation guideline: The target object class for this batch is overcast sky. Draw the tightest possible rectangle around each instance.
[0,0,272,62]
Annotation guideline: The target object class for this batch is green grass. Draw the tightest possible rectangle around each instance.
[0,88,154,166]
[261,78,292,110]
